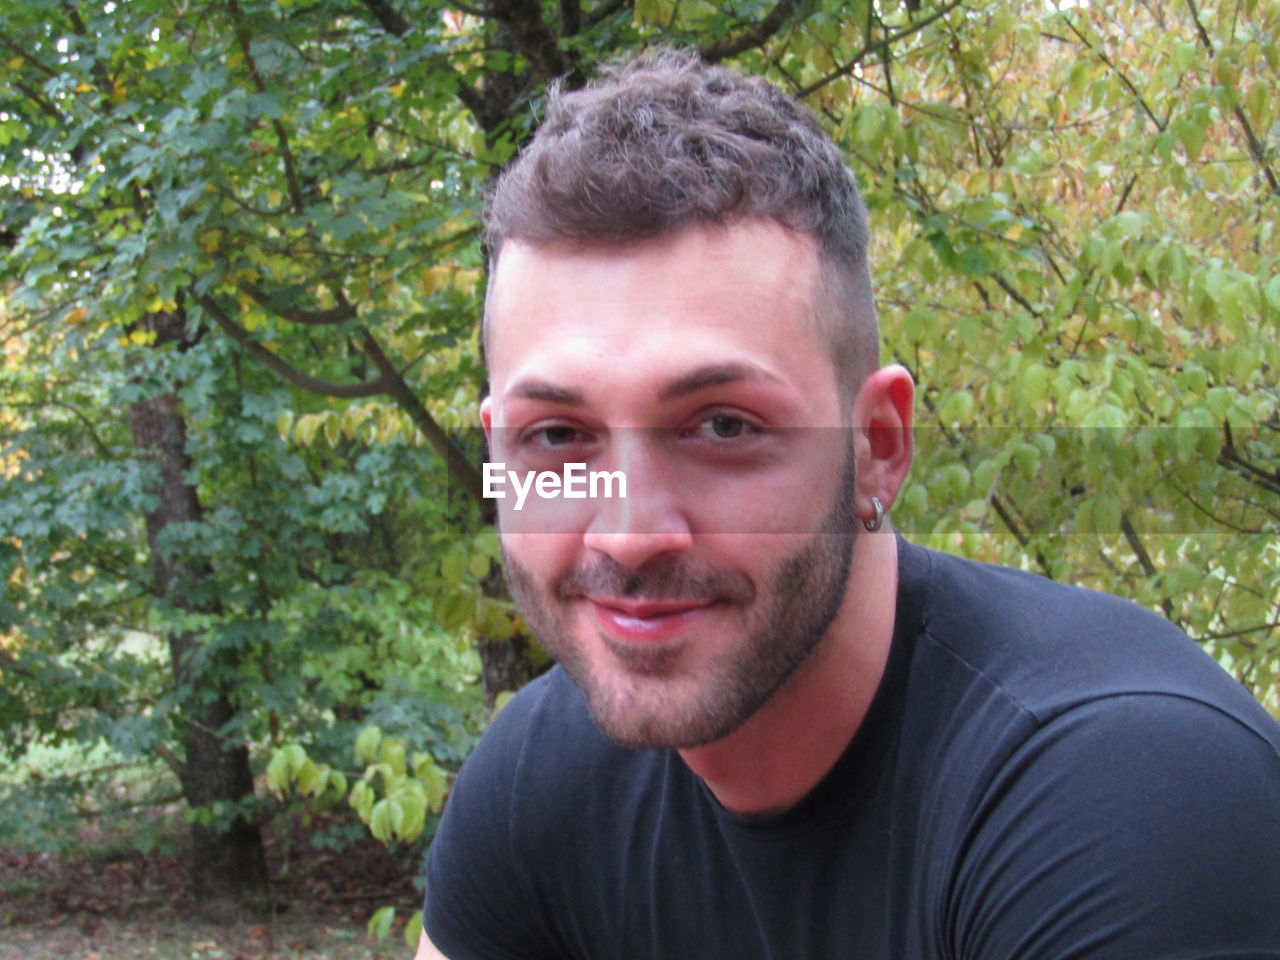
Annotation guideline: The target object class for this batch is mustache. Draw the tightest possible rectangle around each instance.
[554,557,756,605]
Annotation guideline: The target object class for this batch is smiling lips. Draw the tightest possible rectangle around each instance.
[587,596,717,643]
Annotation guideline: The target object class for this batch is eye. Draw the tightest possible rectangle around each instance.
[540,425,580,446]
[519,423,594,448]
[686,413,760,441]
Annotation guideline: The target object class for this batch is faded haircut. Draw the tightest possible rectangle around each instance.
[483,47,879,399]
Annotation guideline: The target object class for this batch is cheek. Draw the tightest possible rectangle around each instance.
[501,532,580,583]
[677,444,848,536]
[499,496,597,535]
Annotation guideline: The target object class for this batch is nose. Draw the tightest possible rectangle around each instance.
[582,437,692,569]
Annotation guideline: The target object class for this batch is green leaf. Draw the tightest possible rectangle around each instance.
[1012,443,1040,480]
[350,780,375,822]
[378,738,407,777]
[937,389,975,425]
[420,762,448,813]
[1263,274,1280,311]
[368,906,396,941]
[1171,40,1198,74]
[354,726,382,763]
[1174,115,1206,161]
[1082,404,1127,429]
[296,760,328,797]
[282,743,307,777]
[404,911,424,949]
[1020,363,1049,407]
[369,798,403,841]
[265,751,290,793]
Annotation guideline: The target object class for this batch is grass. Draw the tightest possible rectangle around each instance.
[1,913,412,960]
[0,837,422,960]
[1,735,430,958]
[0,753,423,960]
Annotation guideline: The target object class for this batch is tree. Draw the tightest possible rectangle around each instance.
[0,0,809,914]
[2,0,1276,925]
[1,292,481,917]
[825,0,1279,704]
[126,309,270,918]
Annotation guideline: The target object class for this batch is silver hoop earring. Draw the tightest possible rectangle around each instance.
[863,496,884,532]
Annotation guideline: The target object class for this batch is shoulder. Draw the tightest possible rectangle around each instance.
[893,543,1280,956]
[901,540,1278,740]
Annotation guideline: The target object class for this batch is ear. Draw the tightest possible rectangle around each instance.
[850,365,914,523]
[480,395,494,446]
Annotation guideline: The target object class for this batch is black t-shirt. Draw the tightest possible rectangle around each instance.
[424,540,1280,958]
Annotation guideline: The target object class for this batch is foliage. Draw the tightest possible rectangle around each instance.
[824,0,1280,707]
[0,307,486,855]
[0,0,1276,895]
[0,738,176,857]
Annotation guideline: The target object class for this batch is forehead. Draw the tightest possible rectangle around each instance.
[485,221,833,402]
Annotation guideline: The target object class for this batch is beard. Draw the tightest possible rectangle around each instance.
[502,450,859,751]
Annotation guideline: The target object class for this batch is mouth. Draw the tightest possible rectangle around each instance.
[586,596,718,643]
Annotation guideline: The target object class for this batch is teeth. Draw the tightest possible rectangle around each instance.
[615,613,657,630]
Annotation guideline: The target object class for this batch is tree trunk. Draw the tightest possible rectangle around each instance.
[477,561,540,706]
[129,313,270,922]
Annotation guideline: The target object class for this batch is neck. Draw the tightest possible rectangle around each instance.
[678,531,898,818]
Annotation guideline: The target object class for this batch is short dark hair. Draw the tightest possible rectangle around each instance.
[484,47,878,397]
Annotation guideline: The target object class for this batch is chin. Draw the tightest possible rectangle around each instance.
[573,666,761,751]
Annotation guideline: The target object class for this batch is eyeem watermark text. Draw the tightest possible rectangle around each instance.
[483,462,628,511]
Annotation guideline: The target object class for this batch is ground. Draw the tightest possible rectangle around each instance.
[0,815,422,960]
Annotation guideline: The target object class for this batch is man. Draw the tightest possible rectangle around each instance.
[418,50,1280,959]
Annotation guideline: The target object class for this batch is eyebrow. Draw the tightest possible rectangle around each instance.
[505,363,780,407]
[507,379,587,405]
[658,363,781,401]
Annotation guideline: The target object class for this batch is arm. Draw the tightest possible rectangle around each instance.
[416,931,451,960]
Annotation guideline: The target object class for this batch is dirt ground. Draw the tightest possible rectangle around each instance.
[0,818,422,960]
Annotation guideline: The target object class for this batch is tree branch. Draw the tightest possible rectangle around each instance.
[1059,12,1166,133]
[151,741,185,781]
[227,0,306,212]
[1218,443,1280,497]
[196,294,394,398]
[1120,511,1176,621]
[239,281,357,326]
[357,328,488,506]
[488,0,569,79]
[990,270,1042,317]
[1194,620,1279,643]
[354,0,487,126]
[201,292,487,504]
[701,0,802,64]
[915,388,1056,578]
[1168,471,1273,533]
[560,0,582,37]
[13,80,67,124]
[584,0,629,27]
[1218,420,1280,496]
[989,494,1029,546]
[1113,171,1140,215]
[1183,0,1280,195]
[11,399,114,457]
[0,29,59,78]
[453,74,488,123]
[359,0,410,35]
[797,0,967,98]
[63,1,126,112]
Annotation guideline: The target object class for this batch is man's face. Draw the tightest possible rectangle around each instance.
[483,221,859,750]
